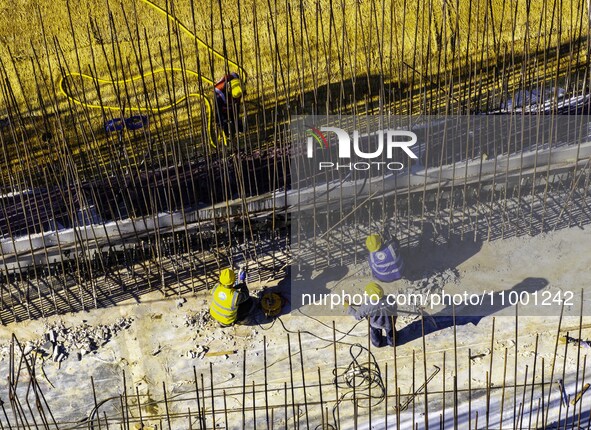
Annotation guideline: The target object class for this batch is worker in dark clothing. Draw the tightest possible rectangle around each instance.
[213,72,244,137]
[366,234,404,282]
[209,268,253,326]
[345,282,398,347]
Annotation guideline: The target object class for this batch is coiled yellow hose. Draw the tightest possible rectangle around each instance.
[58,0,247,148]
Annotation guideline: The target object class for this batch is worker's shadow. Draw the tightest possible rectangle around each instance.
[401,222,484,283]
[248,74,406,135]
[395,277,549,346]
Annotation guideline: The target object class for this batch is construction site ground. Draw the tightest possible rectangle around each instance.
[1,222,591,429]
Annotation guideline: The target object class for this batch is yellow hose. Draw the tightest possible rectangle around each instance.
[58,0,247,148]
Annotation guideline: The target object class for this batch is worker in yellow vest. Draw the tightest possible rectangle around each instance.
[209,268,252,326]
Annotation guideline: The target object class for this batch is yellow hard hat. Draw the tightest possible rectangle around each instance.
[365,234,382,252]
[365,282,384,299]
[230,79,243,99]
[219,268,236,286]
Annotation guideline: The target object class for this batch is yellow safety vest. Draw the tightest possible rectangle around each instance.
[209,284,239,325]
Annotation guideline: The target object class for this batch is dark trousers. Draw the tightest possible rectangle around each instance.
[214,97,243,137]
[235,296,254,323]
[369,316,397,347]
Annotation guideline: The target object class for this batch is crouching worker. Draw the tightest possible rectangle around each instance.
[214,72,244,138]
[366,234,404,282]
[209,268,253,326]
[345,282,397,347]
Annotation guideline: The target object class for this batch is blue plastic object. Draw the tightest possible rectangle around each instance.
[104,118,125,133]
[124,115,149,130]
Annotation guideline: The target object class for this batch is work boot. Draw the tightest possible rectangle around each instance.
[386,330,398,347]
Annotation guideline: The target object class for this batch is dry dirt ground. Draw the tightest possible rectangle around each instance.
[1,223,591,428]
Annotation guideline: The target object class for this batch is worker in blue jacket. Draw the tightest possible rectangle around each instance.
[345,282,397,347]
[366,234,404,282]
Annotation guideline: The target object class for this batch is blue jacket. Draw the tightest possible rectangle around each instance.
[369,240,404,282]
